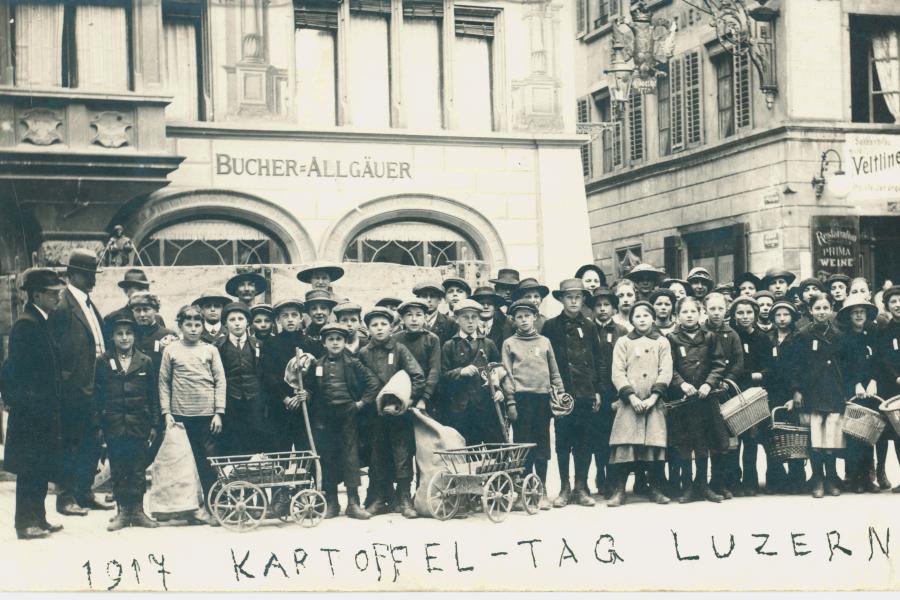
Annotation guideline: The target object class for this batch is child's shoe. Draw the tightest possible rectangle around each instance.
[324,493,341,519]
[367,495,390,516]
[129,504,160,528]
[877,467,891,490]
[538,491,552,511]
[572,484,595,507]
[552,483,571,508]
[107,505,129,532]
[345,499,372,520]
[398,493,419,519]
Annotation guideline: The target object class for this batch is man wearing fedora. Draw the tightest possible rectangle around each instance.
[4,269,66,539]
[489,268,521,313]
[471,286,513,350]
[102,268,164,341]
[226,270,268,307]
[49,249,112,514]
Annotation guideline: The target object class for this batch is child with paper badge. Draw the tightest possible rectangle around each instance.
[471,285,513,351]
[158,305,226,523]
[666,296,729,504]
[414,281,458,344]
[302,289,338,358]
[702,292,746,499]
[501,299,564,511]
[651,289,677,336]
[393,299,442,413]
[793,293,845,498]
[728,296,775,496]
[194,289,230,345]
[249,303,276,340]
[837,296,882,494]
[334,301,368,353]
[876,285,900,492]
[607,301,673,507]
[588,287,628,498]
[511,278,550,334]
[542,279,605,508]
[613,279,636,332]
[442,277,472,314]
[440,299,506,444]
[358,307,426,518]
[215,302,267,456]
[304,323,381,520]
[754,290,775,333]
[94,317,160,531]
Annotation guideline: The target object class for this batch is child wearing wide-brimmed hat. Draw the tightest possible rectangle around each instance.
[875,285,900,492]
[624,264,665,303]
[687,267,716,301]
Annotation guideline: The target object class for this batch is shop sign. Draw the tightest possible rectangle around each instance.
[215,153,412,180]
[810,215,859,277]
[844,134,900,201]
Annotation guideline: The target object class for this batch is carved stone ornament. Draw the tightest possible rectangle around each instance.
[90,111,132,148]
[614,1,676,95]
[20,108,63,146]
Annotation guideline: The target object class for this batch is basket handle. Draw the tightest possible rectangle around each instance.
[771,403,789,424]
[723,378,744,403]
[846,394,885,407]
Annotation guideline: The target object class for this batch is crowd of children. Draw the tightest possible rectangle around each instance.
[36,260,900,532]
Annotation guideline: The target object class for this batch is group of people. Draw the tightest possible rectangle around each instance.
[3,247,900,539]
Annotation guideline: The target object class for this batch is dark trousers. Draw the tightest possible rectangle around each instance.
[513,392,551,466]
[371,412,414,493]
[173,415,218,498]
[59,404,102,505]
[554,396,594,485]
[107,436,148,505]
[444,399,506,446]
[321,403,362,490]
[591,394,615,489]
[15,474,48,530]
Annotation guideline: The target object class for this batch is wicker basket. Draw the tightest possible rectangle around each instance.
[879,395,900,437]
[841,397,887,445]
[764,406,810,462]
[719,380,770,437]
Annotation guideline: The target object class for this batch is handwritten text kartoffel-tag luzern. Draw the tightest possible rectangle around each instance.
[215,153,413,179]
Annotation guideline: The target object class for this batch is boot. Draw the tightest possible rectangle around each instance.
[698,480,723,503]
[865,461,882,494]
[324,491,341,519]
[553,482,572,508]
[345,491,371,520]
[107,504,130,532]
[809,454,825,498]
[129,502,160,528]
[648,464,670,505]
[632,469,649,497]
[678,463,697,504]
[572,482,596,507]
[398,492,419,519]
[825,456,841,496]
[538,490,552,510]
[366,494,390,517]
[606,468,626,508]
[666,460,682,498]
[877,465,891,490]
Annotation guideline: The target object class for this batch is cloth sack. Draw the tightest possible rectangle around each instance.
[411,408,466,517]
[376,370,412,416]
[148,423,203,516]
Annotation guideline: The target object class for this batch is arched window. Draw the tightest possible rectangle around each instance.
[137,218,288,266]
[343,220,481,267]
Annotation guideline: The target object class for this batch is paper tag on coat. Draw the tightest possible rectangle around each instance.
[154,340,160,353]
[109,359,117,371]
[606,333,612,344]
[743,343,750,354]
[388,352,394,365]
[867,345,873,357]
[255,347,260,358]
[679,346,687,358]
[772,347,778,358]
[812,340,818,351]
[316,365,323,377]
[894,338,899,351]
[534,347,541,357]
[577,327,583,338]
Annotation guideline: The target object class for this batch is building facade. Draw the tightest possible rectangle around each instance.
[0,0,592,317]
[575,0,900,287]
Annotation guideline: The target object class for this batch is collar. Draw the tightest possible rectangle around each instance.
[425,311,438,328]
[206,322,221,334]
[627,328,661,340]
[369,336,395,349]
[32,303,49,320]
[456,331,479,341]
[229,333,247,347]
[561,311,584,323]
[67,283,88,304]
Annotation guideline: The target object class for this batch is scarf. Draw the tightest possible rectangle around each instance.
[515,328,539,340]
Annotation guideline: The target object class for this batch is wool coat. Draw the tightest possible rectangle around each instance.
[428,311,459,345]
[702,322,746,388]
[733,326,775,392]
[440,335,501,414]
[609,330,672,448]
[3,304,63,480]
[542,311,605,399]
[837,324,878,399]
[794,322,846,413]
[93,349,158,439]
[49,287,104,409]
[876,318,900,400]
[304,350,381,418]
[357,337,426,403]
[392,329,442,407]
[767,328,802,406]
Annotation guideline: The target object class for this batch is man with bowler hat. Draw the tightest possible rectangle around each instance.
[49,248,113,514]
[5,269,66,539]
[489,268,521,311]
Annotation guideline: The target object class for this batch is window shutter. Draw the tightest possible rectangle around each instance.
[596,0,608,28]
[732,222,747,275]
[403,0,443,18]
[628,92,644,162]
[349,0,391,15]
[612,119,623,167]
[664,235,681,277]
[669,56,684,151]
[685,50,703,145]
[576,0,586,35]
[295,7,338,29]
[733,50,751,130]
[577,98,592,178]
[657,74,671,156]
[716,55,734,138]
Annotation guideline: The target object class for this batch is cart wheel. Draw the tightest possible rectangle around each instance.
[426,472,460,521]
[271,488,293,522]
[520,473,543,515]
[482,472,515,523]
[290,489,327,528]
[206,480,223,512]
[212,481,268,532]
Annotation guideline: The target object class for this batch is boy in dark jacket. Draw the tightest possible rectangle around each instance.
[440,299,506,444]
[471,286,513,351]
[94,318,159,531]
[216,303,267,455]
[542,279,604,508]
[393,299,442,413]
[414,282,458,344]
[305,323,381,519]
[358,308,426,518]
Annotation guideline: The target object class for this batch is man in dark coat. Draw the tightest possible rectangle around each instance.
[101,268,163,341]
[4,268,66,539]
[49,249,113,514]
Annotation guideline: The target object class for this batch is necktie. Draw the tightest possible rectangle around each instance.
[85,296,106,354]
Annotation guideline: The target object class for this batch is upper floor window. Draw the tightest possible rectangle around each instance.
[163,0,205,121]
[11,0,131,91]
[595,0,619,29]
[661,49,703,154]
[851,15,900,124]
[577,98,592,178]
[714,49,751,138]
[596,94,623,173]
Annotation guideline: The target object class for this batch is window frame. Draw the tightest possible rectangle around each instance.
[614,244,643,279]
[162,0,207,121]
[665,49,704,153]
[577,97,593,178]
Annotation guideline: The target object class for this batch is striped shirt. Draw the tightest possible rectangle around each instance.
[159,340,226,417]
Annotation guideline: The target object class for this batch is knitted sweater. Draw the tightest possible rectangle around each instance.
[158,340,226,417]
[500,329,564,405]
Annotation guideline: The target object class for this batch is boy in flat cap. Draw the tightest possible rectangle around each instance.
[440,299,506,445]
[442,278,471,314]
[250,304,276,340]
[94,317,160,531]
[304,323,381,519]
[303,289,338,359]
[542,279,604,508]
[103,268,163,341]
[226,270,268,307]
[414,282,458,344]
[358,308,426,518]
[334,301,368,353]
[393,299,442,413]
[194,289,230,345]
[216,303,267,456]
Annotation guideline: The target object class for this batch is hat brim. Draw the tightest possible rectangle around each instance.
[586,293,619,308]
[274,302,305,314]
[471,292,506,305]
[297,266,344,284]
[625,270,665,282]
[226,273,268,297]
[763,273,796,287]
[64,262,102,274]
[194,295,231,306]
[222,305,252,320]
[414,286,445,297]
[837,303,879,323]
[512,286,549,301]
[551,289,590,302]
[574,264,607,283]
[304,299,338,312]
[884,289,900,306]
[489,278,520,287]
[733,273,762,288]
[509,304,539,316]
[117,280,150,290]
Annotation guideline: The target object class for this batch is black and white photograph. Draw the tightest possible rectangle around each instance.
[0,0,898,592]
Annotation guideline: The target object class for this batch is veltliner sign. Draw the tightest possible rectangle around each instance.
[844,133,900,200]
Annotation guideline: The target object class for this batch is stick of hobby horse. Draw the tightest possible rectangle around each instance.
[292,348,323,490]
[479,349,512,443]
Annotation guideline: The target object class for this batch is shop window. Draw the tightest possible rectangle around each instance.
[137,219,287,267]
[850,16,900,124]
[12,0,131,90]
[615,244,642,278]
[667,50,703,152]
[577,98,593,178]
[454,9,496,132]
[684,224,746,284]
[294,3,338,126]
[163,0,205,121]
[343,221,480,268]
[714,50,751,139]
